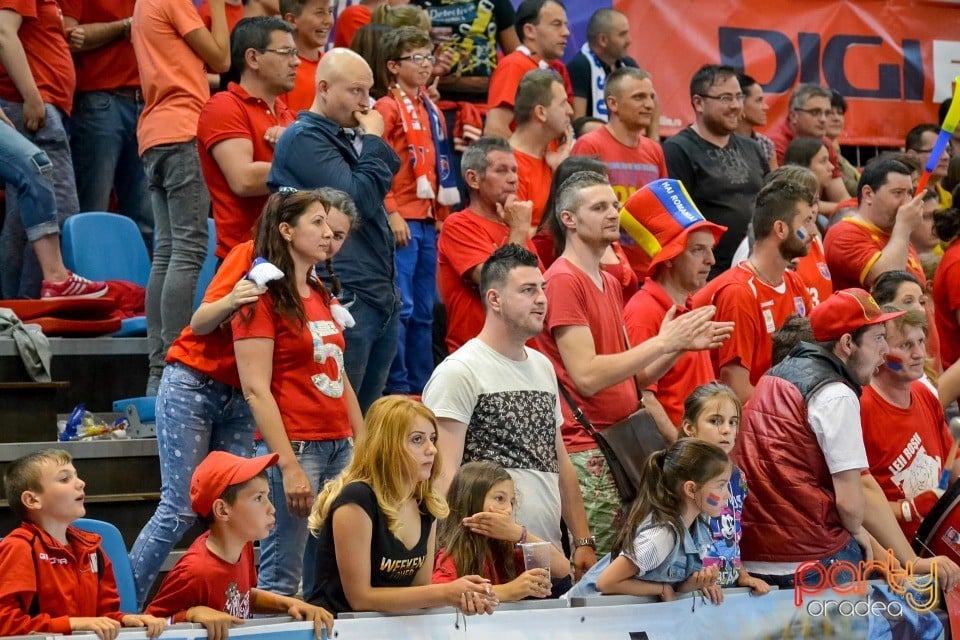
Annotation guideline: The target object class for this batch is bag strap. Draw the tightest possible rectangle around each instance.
[556,379,601,438]
[620,326,645,411]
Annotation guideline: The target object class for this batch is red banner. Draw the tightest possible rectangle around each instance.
[616,0,960,146]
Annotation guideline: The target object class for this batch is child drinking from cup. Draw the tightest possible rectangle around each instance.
[433,461,570,601]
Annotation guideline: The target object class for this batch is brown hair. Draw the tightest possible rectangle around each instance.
[4,449,73,520]
[437,462,517,580]
[612,439,729,558]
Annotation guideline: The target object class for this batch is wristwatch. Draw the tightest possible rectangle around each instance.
[574,536,597,550]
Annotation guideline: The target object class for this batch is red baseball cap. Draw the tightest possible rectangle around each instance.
[809,288,907,342]
[620,179,726,270]
[190,451,279,517]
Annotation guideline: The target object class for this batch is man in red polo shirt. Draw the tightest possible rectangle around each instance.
[766,83,849,216]
[622,180,726,441]
[437,137,539,353]
[823,157,941,372]
[62,0,152,238]
[198,16,298,261]
[484,0,571,139]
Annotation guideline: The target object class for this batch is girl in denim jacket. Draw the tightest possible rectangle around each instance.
[593,439,731,604]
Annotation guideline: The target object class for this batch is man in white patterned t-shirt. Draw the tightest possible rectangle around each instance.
[422,244,597,581]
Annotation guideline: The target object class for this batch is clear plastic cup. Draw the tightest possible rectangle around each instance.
[519,541,552,581]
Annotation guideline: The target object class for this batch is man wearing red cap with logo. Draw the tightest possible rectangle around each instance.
[146,451,333,637]
[622,179,727,440]
[692,180,816,404]
[738,289,902,588]
[535,171,732,553]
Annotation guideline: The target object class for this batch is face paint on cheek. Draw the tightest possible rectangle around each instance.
[796,229,806,240]
[886,353,904,371]
[706,493,722,507]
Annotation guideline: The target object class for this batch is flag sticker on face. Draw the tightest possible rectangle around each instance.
[706,493,722,507]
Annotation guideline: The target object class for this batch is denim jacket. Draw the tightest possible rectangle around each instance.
[636,514,712,583]
[564,514,713,599]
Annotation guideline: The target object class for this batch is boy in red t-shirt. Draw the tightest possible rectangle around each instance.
[0,449,165,637]
[147,451,333,636]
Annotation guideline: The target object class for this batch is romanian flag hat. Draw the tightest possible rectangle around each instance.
[620,179,727,271]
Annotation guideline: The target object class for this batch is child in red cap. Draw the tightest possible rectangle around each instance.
[146,451,333,638]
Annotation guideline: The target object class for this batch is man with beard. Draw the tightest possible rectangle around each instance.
[692,180,815,403]
[738,289,903,588]
[423,244,597,585]
[664,65,768,276]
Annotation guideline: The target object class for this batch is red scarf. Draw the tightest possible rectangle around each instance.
[389,84,436,200]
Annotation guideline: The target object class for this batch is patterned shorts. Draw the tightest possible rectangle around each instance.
[568,448,626,557]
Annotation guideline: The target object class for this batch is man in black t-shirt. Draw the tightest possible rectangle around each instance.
[412,0,520,102]
[567,9,637,121]
[663,64,769,277]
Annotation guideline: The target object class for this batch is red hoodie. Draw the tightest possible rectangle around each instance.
[0,521,125,634]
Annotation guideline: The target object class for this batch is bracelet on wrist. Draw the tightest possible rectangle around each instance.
[516,525,527,545]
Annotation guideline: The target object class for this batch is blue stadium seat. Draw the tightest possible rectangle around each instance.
[61,212,151,337]
[72,517,138,614]
[62,212,151,287]
[194,218,217,311]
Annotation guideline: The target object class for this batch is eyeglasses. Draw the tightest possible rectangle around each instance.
[793,107,829,118]
[697,93,745,104]
[260,47,299,58]
[397,54,437,66]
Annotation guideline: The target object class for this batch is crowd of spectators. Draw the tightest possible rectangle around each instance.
[3,0,960,633]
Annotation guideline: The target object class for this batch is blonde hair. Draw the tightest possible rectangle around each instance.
[4,449,73,520]
[309,396,448,538]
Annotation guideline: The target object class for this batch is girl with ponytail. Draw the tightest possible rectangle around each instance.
[593,439,731,603]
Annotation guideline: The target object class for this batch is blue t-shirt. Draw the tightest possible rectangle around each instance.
[702,465,748,587]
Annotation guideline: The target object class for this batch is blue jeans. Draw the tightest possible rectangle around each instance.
[0,123,57,241]
[255,438,353,596]
[0,101,78,299]
[128,362,254,606]
[142,141,210,395]
[70,91,152,236]
[341,291,401,413]
[751,535,864,589]
[386,220,437,394]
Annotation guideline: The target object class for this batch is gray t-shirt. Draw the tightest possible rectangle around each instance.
[422,338,564,548]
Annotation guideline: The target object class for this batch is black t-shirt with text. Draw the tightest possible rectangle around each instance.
[307,481,435,614]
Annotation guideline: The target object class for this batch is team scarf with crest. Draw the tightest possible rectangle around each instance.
[388,84,460,207]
